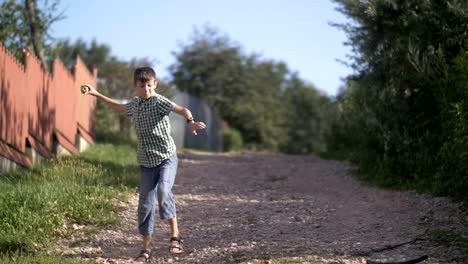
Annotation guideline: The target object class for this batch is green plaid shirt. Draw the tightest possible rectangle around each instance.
[125,94,176,167]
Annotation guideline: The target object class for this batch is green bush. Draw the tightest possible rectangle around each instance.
[95,100,119,135]
[327,1,468,200]
[434,51,468,198]
[223,127,243,152]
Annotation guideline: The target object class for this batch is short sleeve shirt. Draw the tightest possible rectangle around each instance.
[125,94,176,167]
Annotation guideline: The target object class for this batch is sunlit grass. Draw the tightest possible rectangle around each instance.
[0,134,138,261]
[0,253,91,264]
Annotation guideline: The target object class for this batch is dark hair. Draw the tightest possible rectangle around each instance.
[133,67,157,84]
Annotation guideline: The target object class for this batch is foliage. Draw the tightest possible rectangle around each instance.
[0,0,64,66]
[222,127,243,151]
[94,99,120,138]
[53,38,112,71]
[170,25,330,152]
[430,228,468,260]
[53,26,332,154]
[281,74,332,154]
[0,137,138,256]
[55,38,175,99]
[0,0,29,59]
[435,51,468,197]
[329,0,468,199]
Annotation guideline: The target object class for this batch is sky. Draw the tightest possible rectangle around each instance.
[51,0,354,96]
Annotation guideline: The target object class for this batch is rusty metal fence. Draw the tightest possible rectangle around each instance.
[0,43,97,172]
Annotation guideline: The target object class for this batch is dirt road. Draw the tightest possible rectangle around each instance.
[56,152,467,263]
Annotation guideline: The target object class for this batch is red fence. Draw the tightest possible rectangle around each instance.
[0,43,97,169]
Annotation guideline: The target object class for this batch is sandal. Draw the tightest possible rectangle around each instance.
[135,249,151,262]
[169,236,184,254]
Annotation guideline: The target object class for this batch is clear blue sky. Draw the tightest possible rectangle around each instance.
[51,0,353,96]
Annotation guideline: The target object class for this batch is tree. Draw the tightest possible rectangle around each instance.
[0,0,64,70]
[170,25,290,150]
[0,0,29,58]
[281,74,331,154]
[232,55,289,150]
[54,38,111,71]
[330,0,468,198]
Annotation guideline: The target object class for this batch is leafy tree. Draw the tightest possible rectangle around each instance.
[170,25,290,150]
[240,56,289,150]
[330,0,468,198]
[0,0,29,58]
[222,127,243,151]
[55,38,174,99]
[436,51,468,196]
[53,38,111,71]
[281,74,331,154]
[0,0,64,70]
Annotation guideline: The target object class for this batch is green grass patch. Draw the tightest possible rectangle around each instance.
[0,135,139,259]
[318,148,350,161]
[0,253,91,264]
[319,148,467,201]
[351,166,468,202]
[430,229,468,260]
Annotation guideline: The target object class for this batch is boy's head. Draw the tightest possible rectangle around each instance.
[133,67,158,99]
[134,67,157,84]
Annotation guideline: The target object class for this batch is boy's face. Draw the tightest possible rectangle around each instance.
[134,79,157,99]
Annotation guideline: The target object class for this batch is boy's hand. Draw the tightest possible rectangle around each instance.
[81,84,99,96]
[189,121,207,135]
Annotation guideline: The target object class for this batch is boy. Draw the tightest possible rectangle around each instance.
[82,66,206,262]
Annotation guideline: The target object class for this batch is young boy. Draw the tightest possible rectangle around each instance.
[82,66,206,262]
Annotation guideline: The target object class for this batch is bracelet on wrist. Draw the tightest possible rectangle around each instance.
[186,117,195,123]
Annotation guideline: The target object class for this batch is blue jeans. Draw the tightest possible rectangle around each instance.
[138,154,178,236]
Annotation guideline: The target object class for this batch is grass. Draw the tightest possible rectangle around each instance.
[0,133,139,262]
[319,149,468,201]
[430,229,468,261]
[0,253,92,264]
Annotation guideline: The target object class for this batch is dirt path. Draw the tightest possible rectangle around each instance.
[55,152,467,263]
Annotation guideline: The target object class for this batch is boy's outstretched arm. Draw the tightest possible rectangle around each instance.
[81,84,125,113]
[172,104,207,135]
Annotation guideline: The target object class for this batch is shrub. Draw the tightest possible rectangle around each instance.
[223,127,243,152]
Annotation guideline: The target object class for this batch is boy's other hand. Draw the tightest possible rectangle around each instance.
[189,122,207,135]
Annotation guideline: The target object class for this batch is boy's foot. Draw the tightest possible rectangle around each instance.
[135,249,151,262]
[169,236,184,254]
